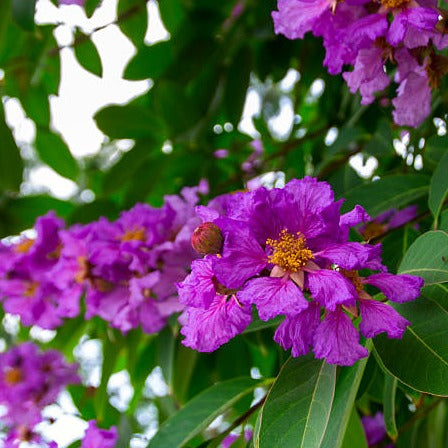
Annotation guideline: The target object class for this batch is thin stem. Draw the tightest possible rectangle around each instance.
[398,397,443,435]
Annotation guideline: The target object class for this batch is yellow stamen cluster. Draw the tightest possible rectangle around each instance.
[120,227,146,242]
[380,0,409,8]
[266,230,313,272]
[4,367,22,385]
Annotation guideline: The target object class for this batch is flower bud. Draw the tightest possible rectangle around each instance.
[191,222,223,255]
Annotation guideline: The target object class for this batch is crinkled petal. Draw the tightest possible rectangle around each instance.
[180,297,252,352]
[339,205,370,240]
[313,308,369,365]
[343,47,390,105]
[274,302,321,357]
[316,242,382,270]
[237,276,308,321]
[176,258,216,308]
[307,269,357,311]
[359,298,410,338]
[272,0,330,40]
[213,223,267,289]
[364,273,423,303]
[392,69,431,128]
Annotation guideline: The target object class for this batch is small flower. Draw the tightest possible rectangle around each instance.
[81,421,118,448]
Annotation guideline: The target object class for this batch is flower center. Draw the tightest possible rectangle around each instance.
[266,230,313,272]
[121,227,146,242]
[24,281,39,297]
[380,0,409,8]
[361,221,386,240]
[15,239,34,254]
[4,367,22,385]
[340,269,364,294]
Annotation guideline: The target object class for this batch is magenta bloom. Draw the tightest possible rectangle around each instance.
[178,177,423,365]
[0,343,79,431]
[272,0,448,127]
[361,412,387,446]
[81,421,118,448]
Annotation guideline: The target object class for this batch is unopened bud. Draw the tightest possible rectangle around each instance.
[191,222,223,255]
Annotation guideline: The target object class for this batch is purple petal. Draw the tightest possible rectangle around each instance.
[392,69,431,128]
[176,258,216,308]
[339,205,370,240]
[359,299,410,338]
[343,47,390,105]
[237,276,309,321]
[361,412,386,446]
[364,273,423,303]
[274,302,321,357]
[307,269,357,311]
[313,308,369,365]
[272,0,330,40]
[316,242,382,270]
[180,297,252,352]
[213,224,267,289]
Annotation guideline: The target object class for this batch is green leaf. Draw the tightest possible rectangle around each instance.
[102,140,156,194]
[321,349,370,448]
[74,32,103,77]
[341,409,368,448]
[341,175,430,216]
[224,46,252,124]
[12,0,35,31]
[149,377,261,448]
[398,231,448,285]
[35,129,79,180]
[158,0,185,33]
[124,41,175,80]
[94,104,161,139]
[383,373,398,440]
[0,102,23,191]
[153,81,201,139]
[84,0,101,17]
[374,283,448,396]
[255,355,336,448]
[429,151,448,226]
[117,0,148,47]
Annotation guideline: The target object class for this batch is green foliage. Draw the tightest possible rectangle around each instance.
[2,0,448,446]
[149,377,262,448]
[255,355,336,448]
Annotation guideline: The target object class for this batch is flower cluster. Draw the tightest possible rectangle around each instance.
[177,177,423,366]
[0,182,208,333]
[272,0,448,127]
[0,343,79,446]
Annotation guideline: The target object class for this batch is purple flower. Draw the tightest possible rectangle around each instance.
[361,412,387,446]
[178,177,423,365]
[81,421,118,448]
[0,343,79,428]
[360,205,418,240]
[59,0,85,5]
[271,0,446,127]
[222,428,253,447]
